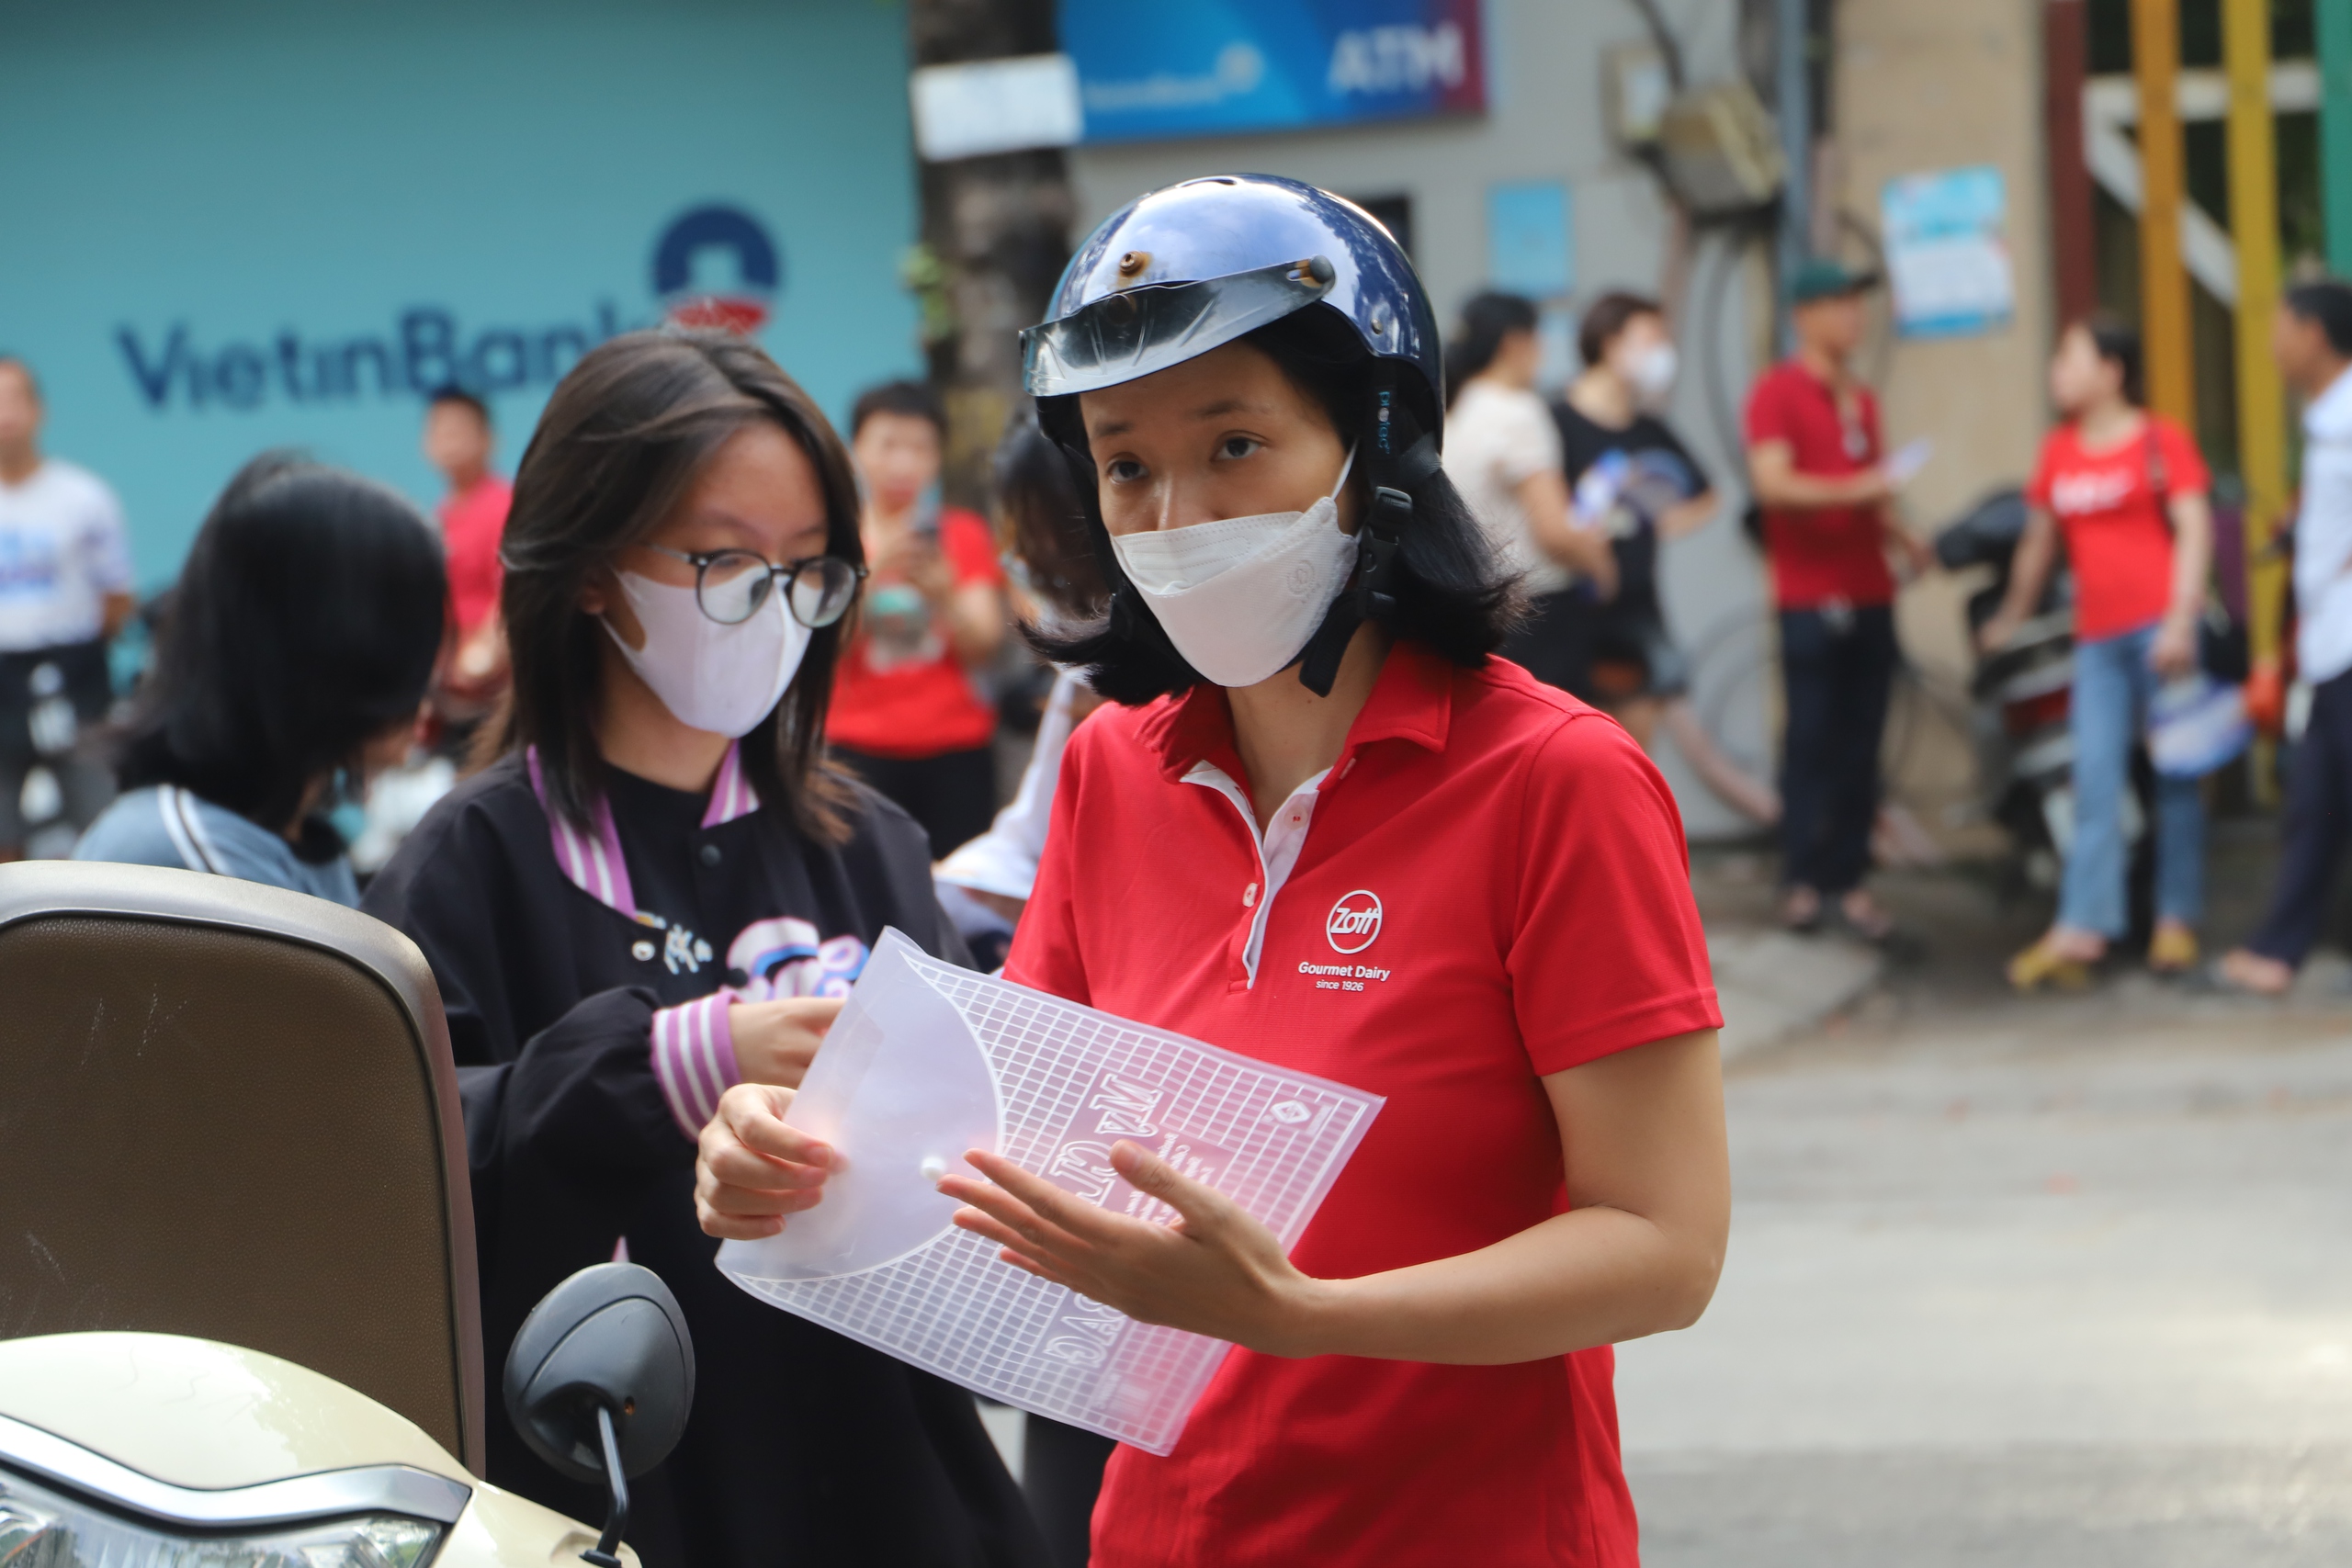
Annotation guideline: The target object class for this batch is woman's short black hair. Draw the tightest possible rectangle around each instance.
[118,454,446,844]
[993,412,1105,622]
[1032,305,1521,707]
[1445,290,1540,407]
[849,378,946,440]
[2077,314,2145,406]
[1577,291,1663,367]
[490,329,864,841]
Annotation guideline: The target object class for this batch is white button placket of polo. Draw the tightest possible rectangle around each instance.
[1181,760,1331,987]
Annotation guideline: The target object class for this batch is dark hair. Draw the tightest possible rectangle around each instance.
[2075,315,2145,406]
[490,330,862,840]
[118,454,445,846]
[2286,280,2352,357]
[850,378,945,440]
[993,412,1105,621]
[0,356,39,400]
[1577,291,1663,367]
[1444,291,1541,408]
[1033,307,1520,705]
[426,385,491,425]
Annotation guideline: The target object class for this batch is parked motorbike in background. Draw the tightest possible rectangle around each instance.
[1936,489,2157,925]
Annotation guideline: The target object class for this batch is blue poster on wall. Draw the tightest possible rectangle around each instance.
[1058,0,1487,145]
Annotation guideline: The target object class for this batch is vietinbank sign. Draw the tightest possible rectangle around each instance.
[116,204,783,415]
[1057,0,1485,145]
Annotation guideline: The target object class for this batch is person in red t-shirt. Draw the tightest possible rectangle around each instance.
[1745,260,1932,940]
[422,386,514,729]
[695,175,1729,1568]
[1980,320,2214,987]
[828,380,1008,859]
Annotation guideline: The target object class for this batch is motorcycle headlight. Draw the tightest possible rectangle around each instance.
[0,1466,442,1568]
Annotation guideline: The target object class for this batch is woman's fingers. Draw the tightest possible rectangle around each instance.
[960,1149,1136,1247]
[936,1171,1088,1259]
[1109,1140,1244,1237]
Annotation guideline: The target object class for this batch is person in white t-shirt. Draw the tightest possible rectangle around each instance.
[2221,281,2352,993]
[1441,291,1615,692]
[0,356,135,858]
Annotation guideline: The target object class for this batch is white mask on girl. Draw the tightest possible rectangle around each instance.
[1620,342,1679,404]
[1111,446,1358,688]
[604,569,810,738]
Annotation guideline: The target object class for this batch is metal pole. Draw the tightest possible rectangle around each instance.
[2224,0,2286,799]
[2130,0,2195,433]
[1775,0,1811,355]
[2324,0,2352,276]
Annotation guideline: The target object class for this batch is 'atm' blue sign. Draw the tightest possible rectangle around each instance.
[1058,0,1486,146]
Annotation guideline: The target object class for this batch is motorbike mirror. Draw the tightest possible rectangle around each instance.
[505,1263,695,1567]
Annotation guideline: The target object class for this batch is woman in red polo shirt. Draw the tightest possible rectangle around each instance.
[1981,319,2214,986]
[695,176,1729,1567]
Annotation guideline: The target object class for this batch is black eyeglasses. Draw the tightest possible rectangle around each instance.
[642,546,867,627]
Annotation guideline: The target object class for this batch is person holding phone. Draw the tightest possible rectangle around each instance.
[695,176,1729,1568]
[828,380,1009,858]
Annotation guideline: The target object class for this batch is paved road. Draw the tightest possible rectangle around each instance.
[1621,875,2352,1564]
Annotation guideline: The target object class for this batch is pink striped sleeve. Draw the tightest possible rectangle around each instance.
[648,993,741,1140]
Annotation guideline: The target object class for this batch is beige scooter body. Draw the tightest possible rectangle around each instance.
[0,1331,630,1567]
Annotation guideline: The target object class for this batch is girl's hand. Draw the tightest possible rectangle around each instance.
[729,997,843,1089]
[2152,612,2199,678]
[695,1082,836,1240]
[938,1142,1331,1358]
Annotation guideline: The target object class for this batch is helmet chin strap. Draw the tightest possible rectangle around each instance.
[1295,371,1439,697]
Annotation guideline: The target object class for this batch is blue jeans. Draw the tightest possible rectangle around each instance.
[2059,625,2204,936]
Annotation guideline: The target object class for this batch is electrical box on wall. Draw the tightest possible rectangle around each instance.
[1657,80,1785,217]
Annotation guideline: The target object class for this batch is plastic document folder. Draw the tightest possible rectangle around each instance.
[718,929,1382,1454]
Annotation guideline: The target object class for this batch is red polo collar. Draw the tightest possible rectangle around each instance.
[1132,637,1456,784]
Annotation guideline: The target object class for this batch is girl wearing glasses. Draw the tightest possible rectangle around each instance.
[363,332,1047,1568]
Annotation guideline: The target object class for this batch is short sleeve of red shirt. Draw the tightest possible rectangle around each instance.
[1510,714,1721,1074]
[2024,431,2061,511]
[940,509,1004,589]
[1001,728,1091,1006]
[2152,416,2211,496]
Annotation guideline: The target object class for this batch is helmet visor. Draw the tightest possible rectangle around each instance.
[1022,256,1336,399]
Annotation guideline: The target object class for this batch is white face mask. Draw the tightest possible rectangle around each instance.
[604,569,811,738]
[1620,342,1679,404]
[1111,446,1357,688]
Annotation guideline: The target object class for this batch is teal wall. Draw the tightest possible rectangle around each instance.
[1,0,921,588]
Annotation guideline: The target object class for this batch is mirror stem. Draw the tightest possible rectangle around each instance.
[580,1403,630,1568]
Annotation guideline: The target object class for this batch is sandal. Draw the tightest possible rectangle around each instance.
[1780,886,1823,933]
[2007,938,2092,992]
[2147,925,2199,976]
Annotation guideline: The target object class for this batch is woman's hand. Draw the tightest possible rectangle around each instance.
[879,529,957,604]
[938,1142,1329,1357]
[1976,609,2021,655]
[729,997,844,1089]
[2152,610,2199,679]
[695,1082,836,1240]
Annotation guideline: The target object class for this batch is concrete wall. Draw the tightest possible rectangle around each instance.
[1068,0,1778,840]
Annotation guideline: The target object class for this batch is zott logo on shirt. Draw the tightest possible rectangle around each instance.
[1325,889,1383,954]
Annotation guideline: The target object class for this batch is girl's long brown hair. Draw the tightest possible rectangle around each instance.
[487,330,861,841]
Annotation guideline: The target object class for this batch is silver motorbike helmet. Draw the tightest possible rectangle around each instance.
[1021,174,1447,694]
